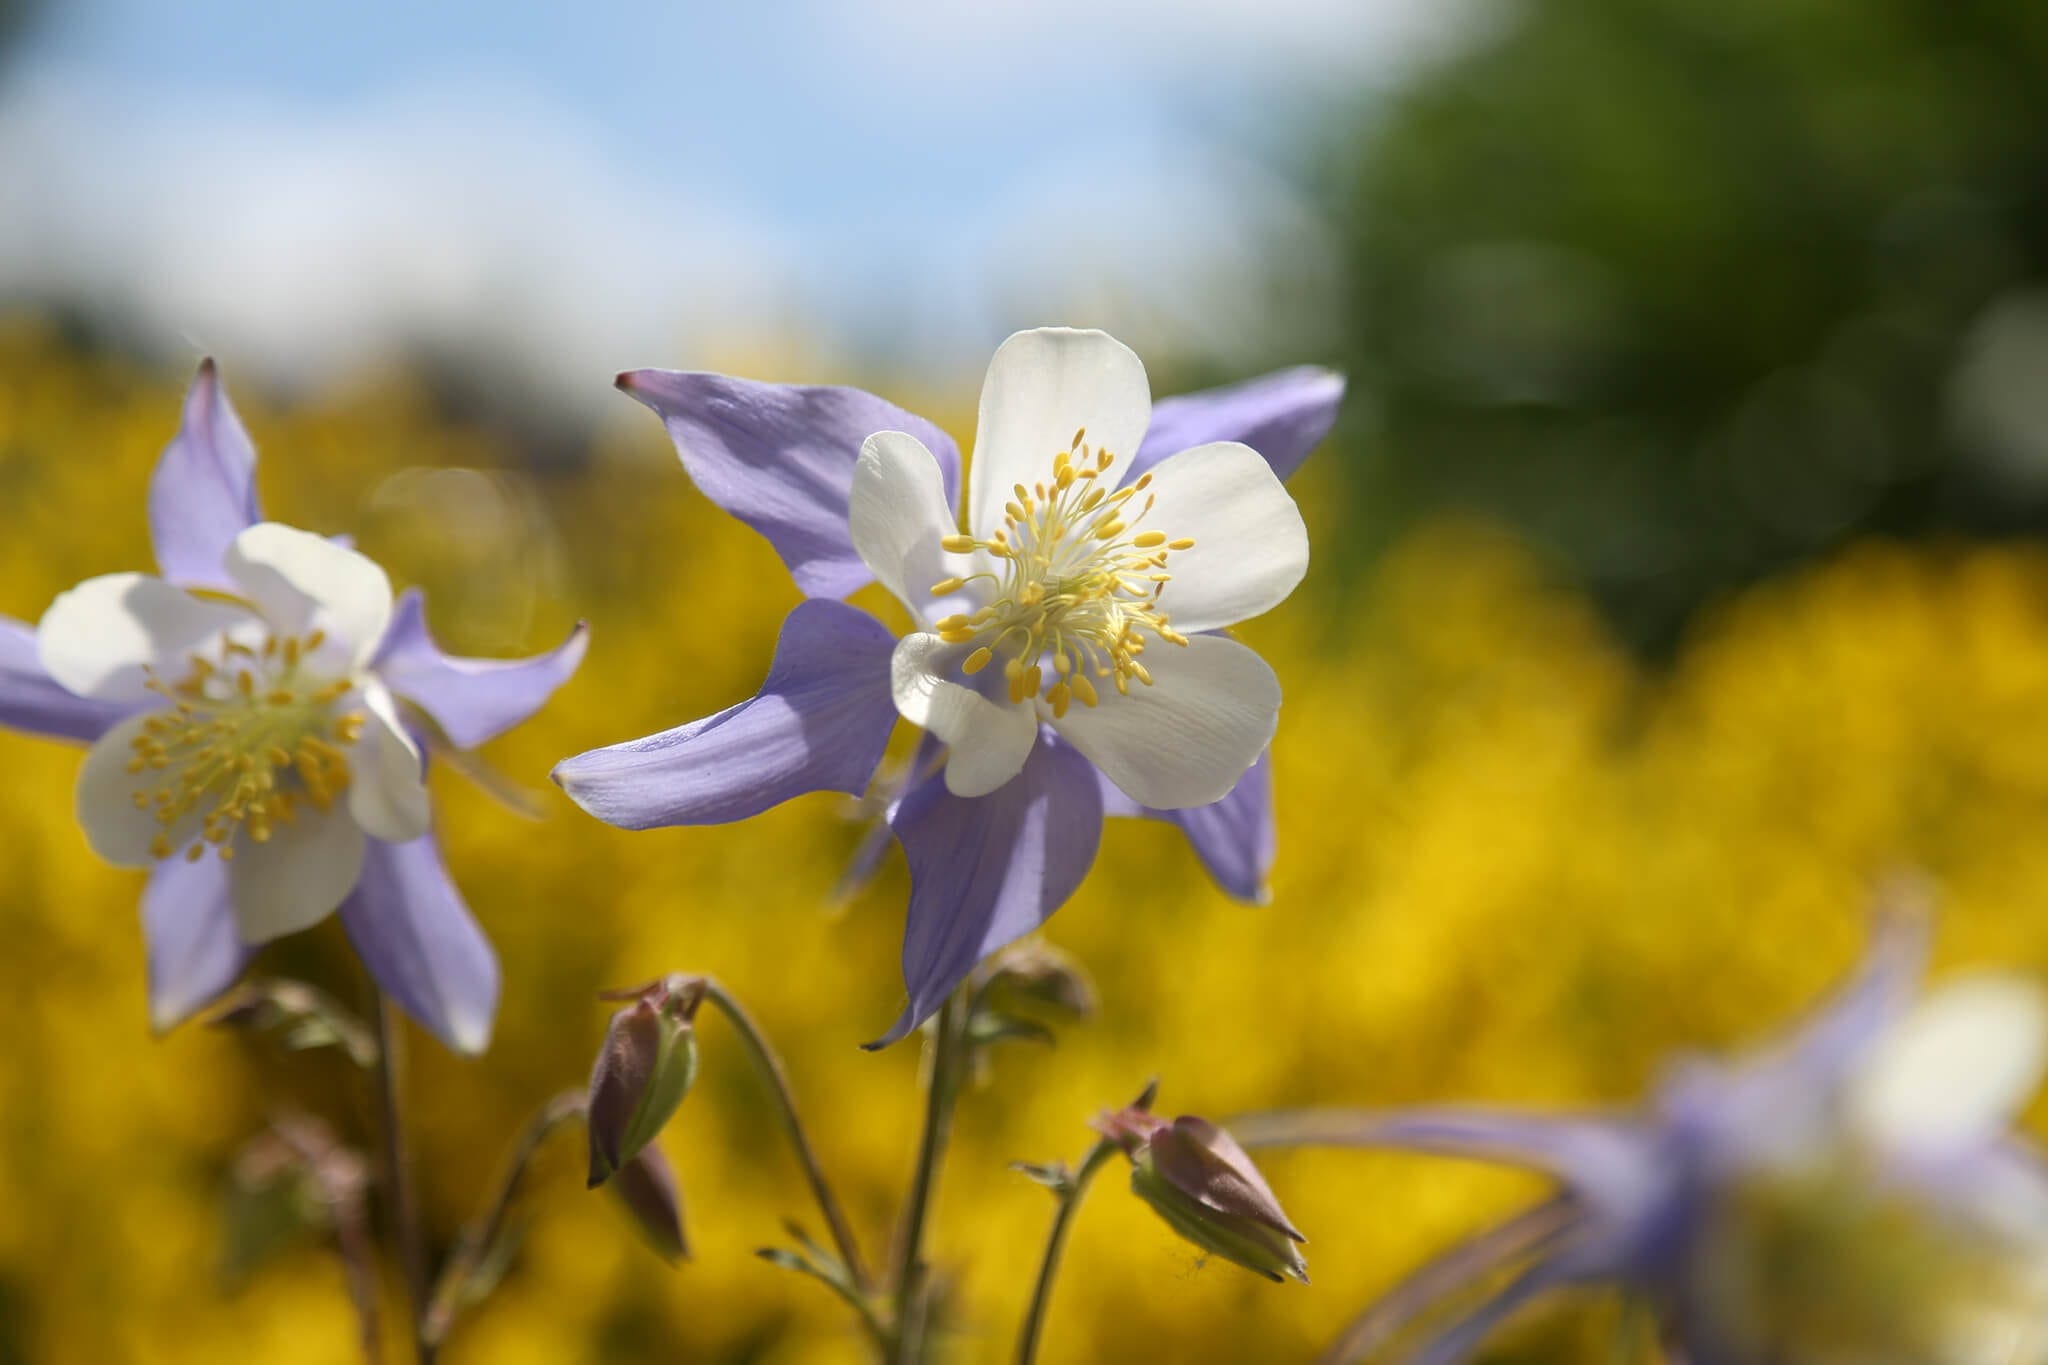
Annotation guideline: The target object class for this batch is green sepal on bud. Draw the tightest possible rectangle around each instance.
[586,975,703,1189]
[1101,1108,1309,1285]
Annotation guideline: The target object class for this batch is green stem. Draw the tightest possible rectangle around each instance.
[697,979,873,1292]
[1013,1138,1117,1365]
[423,1090,587,1346]
[371,992,436,1365]
[889,989,969,1365]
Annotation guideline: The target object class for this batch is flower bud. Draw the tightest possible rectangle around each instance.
[981,941,1097,1020]
[587,976,701,1188]
[610,1145,689,1264]
[1100,1108,1309,1284]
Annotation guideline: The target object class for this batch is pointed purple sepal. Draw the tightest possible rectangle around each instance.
[552,599,898,829]
[373,589,589,749]
[1126,365,1344,487]
[149,358,263,589]
[143,850,256,1033]
[868,731,1103,1049]
[617,369,961,599]
[338,834,499,1055]
[0,615,134,743]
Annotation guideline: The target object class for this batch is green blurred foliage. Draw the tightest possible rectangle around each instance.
[1329,0,2048,651]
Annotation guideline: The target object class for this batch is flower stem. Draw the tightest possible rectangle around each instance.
[696,979,873,1291]
[371,991,436,1365]
[1012,1136,1117,1365]
[423,1090,588,1346]
[889,989,969,1365]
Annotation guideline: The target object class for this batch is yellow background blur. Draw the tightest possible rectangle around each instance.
[5,318,2048,1363]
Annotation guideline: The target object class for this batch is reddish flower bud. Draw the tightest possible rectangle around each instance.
[1099,1108,1309,1284]
[587,976,701,1188]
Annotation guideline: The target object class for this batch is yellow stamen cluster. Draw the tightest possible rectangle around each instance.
[931,431,1194,718]
[125,629,364,862]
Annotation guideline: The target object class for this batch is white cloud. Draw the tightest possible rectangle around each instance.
[0,67,801,410]
[836,0,1485,89]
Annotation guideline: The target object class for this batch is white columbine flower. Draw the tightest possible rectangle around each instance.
[850,327,1308,804]
[41,523,430,941]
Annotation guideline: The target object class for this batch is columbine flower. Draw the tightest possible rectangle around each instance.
[554,328,1340,1043]
[0,360,586,1052]
[1231,900,2048,1364]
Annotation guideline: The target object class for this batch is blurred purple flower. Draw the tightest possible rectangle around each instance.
[0,360,588,1053]
[555,329,1342,1045]
[1231,905,2048,1364]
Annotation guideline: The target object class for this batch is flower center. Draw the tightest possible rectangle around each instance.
[125,628,365,862]
[926,434,1193,718]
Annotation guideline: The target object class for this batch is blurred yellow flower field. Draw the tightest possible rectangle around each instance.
[6,318,2048,1362]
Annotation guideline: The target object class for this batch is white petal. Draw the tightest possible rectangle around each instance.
[891,632,1038,797]
[970,328,1150,538]
[849,431,968,623]
[1847,975,2048,1154]
[225,523,393,668]
[229,808,366,942]
[347,682,430,843]
[1142,441,1309,634]
[1050,634,1279,809]
[37,573,248,703]
[76,713,187,866]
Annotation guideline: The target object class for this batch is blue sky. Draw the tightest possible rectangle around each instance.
[3,0,1472,404]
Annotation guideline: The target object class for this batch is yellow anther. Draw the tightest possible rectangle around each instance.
[1168,538,1195,551]
[282,637,301,667]
[931,576,967,596]
[266,689,296,706]
[184,842,205,863]
[936,440,1191,711]
[237,671,255,696]
[149,834,172,859]
[218,845,234,862]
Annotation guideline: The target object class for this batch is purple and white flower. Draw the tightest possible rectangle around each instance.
[554,328,1341,1044]
[1231,905,2048,1364]
[0,360,587,1053]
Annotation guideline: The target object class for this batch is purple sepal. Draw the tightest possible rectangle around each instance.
[0,615,134,743]
[617,369,961,599]
[1126,366,1344,487]
[142,851,255,1033]
[149,358,263,589]
[868,731,1102,1049]
[339,834,500,1056]
[373,588,589,749]
[552,599,898,829]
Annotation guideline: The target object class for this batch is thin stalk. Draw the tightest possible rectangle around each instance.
[888,989,969,1365]
[424,1090,588,1346]
[1013,1138,1117,1365]
[372,992,436,1365]
[698,979,873,1292]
